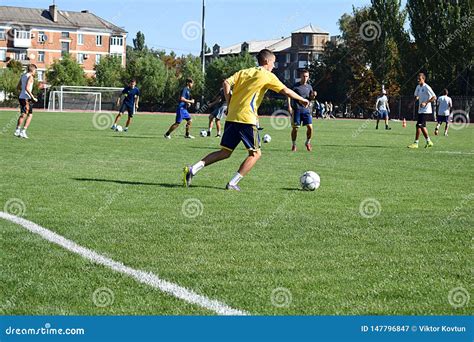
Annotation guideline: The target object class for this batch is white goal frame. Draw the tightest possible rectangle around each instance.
[47,86,123,113]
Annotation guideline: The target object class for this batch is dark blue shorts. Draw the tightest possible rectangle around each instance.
[221,122,260,152]
[378,109,389,119]
[176,107,191,123]
[119,103,135,117]
[19,99,33,115]
[293,110,312,126]
[437,115,449,124]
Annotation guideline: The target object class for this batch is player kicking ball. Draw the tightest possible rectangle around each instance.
[165,78,195,139]
[408,73,436,149]
[14,64,38,139]
[435,89,452,137]
[183,49,309,191]
[111,79,140,132]
[288,69,315,152]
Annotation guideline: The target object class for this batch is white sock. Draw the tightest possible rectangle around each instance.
[414,140,419,144]
[21,128,26,132]
[191,161,205,175]
[229,172,243,186]
[426,137,431,142]
[208,127,212,133]
[305,139,311,145]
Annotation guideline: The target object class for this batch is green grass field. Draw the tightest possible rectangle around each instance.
[0,110,472,315]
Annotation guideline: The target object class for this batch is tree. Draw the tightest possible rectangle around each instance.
[94,55,125,87]
[133,31,146,52]
[46,54,86,87]
[178,54,204,99]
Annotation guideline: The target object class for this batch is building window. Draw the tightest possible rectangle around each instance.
[38,31,46,42]
[37,70,44,82]
[0,49,6,61]
[95,54,101,64]
[96,35,102,46]
[303,35,310,46]
[0,29,5,40]
[61,42,69,57]
[110,36,123,46]
[15,30,31,40]
[77,53,85,64]
[284,69,290,80]
[293,69,298,80]
[77,33,84,45]
[285,53,291,63]
[15,50,28,61]
[38,51,45,62]
[61,32,70,38]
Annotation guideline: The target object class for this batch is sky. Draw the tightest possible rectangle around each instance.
[2,0,400,55]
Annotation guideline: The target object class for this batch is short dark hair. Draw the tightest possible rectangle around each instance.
[130,78,137,83]
[443,88,448,95]
[28,64,37,72]
[256,49,275,66]
[418,72,426,80]
[186,78,193,84]
[300,69,309,75]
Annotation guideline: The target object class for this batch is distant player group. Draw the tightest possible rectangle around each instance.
[13,50,457,190]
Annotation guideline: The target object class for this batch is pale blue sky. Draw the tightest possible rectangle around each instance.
[2,0,405,55]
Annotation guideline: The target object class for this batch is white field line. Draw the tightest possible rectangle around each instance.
[434,151,474,155]
[0,212,249,316]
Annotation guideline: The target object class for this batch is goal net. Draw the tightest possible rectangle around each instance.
[47,86,123,112]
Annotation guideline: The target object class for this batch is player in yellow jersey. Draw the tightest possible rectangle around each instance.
[183,49,309,191]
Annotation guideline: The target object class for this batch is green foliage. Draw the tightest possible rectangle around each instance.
[94,55,125,87]
[178,55,204,99]
[0,68,22,103]
[7,60,24,73]
[133,31,146,52]
[205,53,256,99]
[46,54,87,87]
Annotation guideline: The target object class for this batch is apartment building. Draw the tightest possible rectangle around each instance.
[0,4,127,82]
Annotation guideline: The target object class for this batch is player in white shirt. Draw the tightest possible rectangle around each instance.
[435,89,452,137]
[375,90,391,130]
[408,73,436,149]
[14,64,38,139]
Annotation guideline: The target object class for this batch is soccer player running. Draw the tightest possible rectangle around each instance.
[435,88,452,137]
[183,49,309,191]
[111,79,140,132]
[375,90,391,130]
[14,64,38,139]
[288,69,314,152]
[207,88,227,137]
[165,78,195,139]
[408,73,436,149]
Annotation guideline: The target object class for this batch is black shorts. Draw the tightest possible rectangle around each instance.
[220,122,260,152]
[416,113,432,128]
[119,103,135,117]
[19,99,33,115]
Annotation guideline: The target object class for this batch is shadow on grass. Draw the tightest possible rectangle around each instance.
[319,144,395,149]
[280,187,302,192]
[109,135,157,139]
[72,177,223,190]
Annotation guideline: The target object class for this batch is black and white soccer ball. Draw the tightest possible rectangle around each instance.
[300,171,320,191]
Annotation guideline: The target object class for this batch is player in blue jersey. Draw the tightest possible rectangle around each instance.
[112,79,140,132]
[165,79,195,139]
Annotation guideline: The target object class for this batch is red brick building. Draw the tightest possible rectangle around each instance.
[0,4,127,82]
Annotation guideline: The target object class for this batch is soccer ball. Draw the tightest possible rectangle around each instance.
[115,125,123,132]
[263,134,271,143]
[300,171,320,191]
[200,130,208,137]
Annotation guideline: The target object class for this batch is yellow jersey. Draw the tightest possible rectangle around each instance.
[225,67,286,125]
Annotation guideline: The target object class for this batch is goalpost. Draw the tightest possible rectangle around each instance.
[47,86,123,113]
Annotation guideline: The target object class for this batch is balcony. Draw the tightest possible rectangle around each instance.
[110,36,124,54]
[109,44,123,54]
[13,30,31,48]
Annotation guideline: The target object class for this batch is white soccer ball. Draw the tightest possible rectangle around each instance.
[200,130,208,137]
[263,134,271,143]
[300,171,320,191]
[115,125,123,132]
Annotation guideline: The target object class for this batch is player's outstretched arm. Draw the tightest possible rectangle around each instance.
[280,87,309,108]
